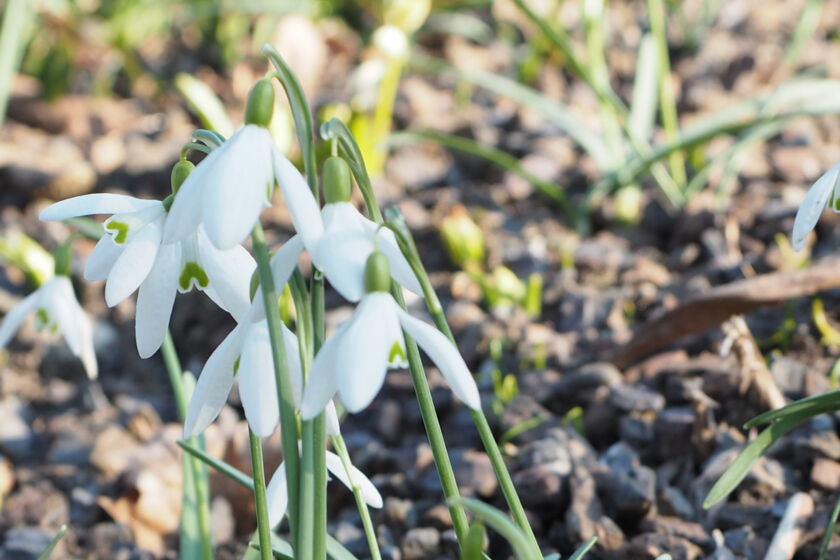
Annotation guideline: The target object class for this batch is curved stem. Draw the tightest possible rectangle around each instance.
[331,435,382,560]
[252,223,300,552]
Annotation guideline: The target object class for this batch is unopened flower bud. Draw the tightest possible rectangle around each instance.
[364,251,391,293]
[170,160,195,196]
[440,205,484,267]
[323,156,352,204]
[245,79,275,128]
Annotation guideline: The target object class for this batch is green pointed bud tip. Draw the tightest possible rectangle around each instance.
[364,251,391,293]
[245,79,275,127]
[323,156,352,204]
[249,270,260,302]
[53,244,71,277]
[170,160,195,196]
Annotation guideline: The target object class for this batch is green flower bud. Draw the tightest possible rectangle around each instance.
[53,242,72,277]
[364,251,391,293]
[170,160,195,198]
[245,79,275,128]
[323,156,352,204]
[440,205,484,267]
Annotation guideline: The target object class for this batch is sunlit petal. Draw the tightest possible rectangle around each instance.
[40,193,159,221]
[272,152,324,247]
[85,235,123,282]
[196,227,255,322]
[266,462,288,527]
[104,220,163,306]
[310,230,373,302]
[237,321,279,437]
[135,243,181,359]
[300,323,343,420]
[325,451,383,508]
[792,160,840,251]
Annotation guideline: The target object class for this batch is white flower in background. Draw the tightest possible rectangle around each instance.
[266,450,383,526]
[300,252,480,418]
[184,307,341,439]
[792,159,840,251]
[373,25,409,59]
[0,276,97,379]
[264,157,422,305]
[40,192,255,358]
[163,80,324,251]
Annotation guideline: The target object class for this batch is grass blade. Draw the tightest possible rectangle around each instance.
[629,34,658,141]
[745,390,840,429]
[782,0,824,68]
[174,73,234,137]
[704,411,810,508]
[37,525,67,560]
[568,536,598,560]
[0,0,32,127]
[450,497,541,560]
[819,490,840,559]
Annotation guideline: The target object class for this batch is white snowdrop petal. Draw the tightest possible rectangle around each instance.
[162,146,220,244]
[104,221,162,306]
[135,243,181,359]
[322,202,367,233]
[85,235,123,282]
[397,308,481,410]
[373,227,424,297]
[792,160,840,251]
[266,462,289,527]
[202,126,274,250]
[196,228,255,322]
[237,321,280,437]
[50,277,98,379]
[300,326,341,420]
[0,289,42,349]
[310,230,373,302]
[270,235,304,295]
[325,401,341,436]
[336,294,397,412]
[325,451,383,508]
[273,152,324,247]
[183,326,242,438]
[40,193,159,221]
[282,324,304,407]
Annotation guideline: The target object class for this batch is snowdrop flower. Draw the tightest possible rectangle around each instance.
[184,305,341,439]
[0,274,97,379]
[265,156,422,304]
[300,251,481,418]
[266,449,382,526]
[162,79,323,251]
[40,178,255,358]
[792,159,840,251]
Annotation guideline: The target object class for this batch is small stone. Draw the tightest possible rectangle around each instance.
[210,496,235,545]
[660,486,694,519]
[401,527,440,560]
[2,526,52,560]
[452,450,497,498]
[654,407,696,460]
[811,458,840,491]
[513,465,567,512]
[375,401,403,445]
[0,397,34,460]
[607,384,665,413]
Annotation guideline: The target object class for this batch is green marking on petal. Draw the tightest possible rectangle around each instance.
[266,180,272,201]
[233,355,241,377]
[179,262,209,291]
[835,195,840,212]
[105,221,130,244]
[388,341,406,366]
[35,308,49,329]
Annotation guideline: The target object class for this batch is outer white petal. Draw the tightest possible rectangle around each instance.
[237,321,280,437]
[322,203,367,233]
[104,221,162,306]
[202,126,274,249]
[396,307,481,410]
[792,160,840,251]
[283,324,303,407]
[40,193,159,221]
[270,235,304,294]
[273,152,324,248]
[368,225,424,297]
[0,288,42,349]
[325,451,383,508]
[50,277,98,379]
[266,463,289,527]
[135,243,181,358]
[184,325,243,438]
[325,401,341,436]
[336,293,399,412]
[163,141,229,244]
[299,324,342,420]
[310,230,373,302]
[196,228,255,322]
[85,235,124,282]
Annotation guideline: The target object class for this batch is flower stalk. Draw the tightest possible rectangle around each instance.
[331,435,382,560]
[248,428,274,560]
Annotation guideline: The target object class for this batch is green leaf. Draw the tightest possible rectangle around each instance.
[177,439,254,491]
[568,536,597,560]
[745,390,840,429]
[462,521,486,560]
[36,525,67,560]
[389,130,572,217]
[628,34,658,142]
[66,217,105,241]
[261,43,318,197]
[174,73,234,137]
[820,489,840,559]
[450,497,542,560]
[703,410,810,508]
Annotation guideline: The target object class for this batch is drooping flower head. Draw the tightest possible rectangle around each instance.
[262,156,422,307]
[792,159,840,251]
[300,250,480,418]
[162,79,323,251]
[40,161,255,358]
[0,249,97,379]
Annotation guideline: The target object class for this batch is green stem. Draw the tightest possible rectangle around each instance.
[647,0,687,187]
[298,420,316,560]
[252,223,300,552]
[248,429,274,560]
[311,271,327,560]
[331,436,382,560]
[161,333,213,560]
